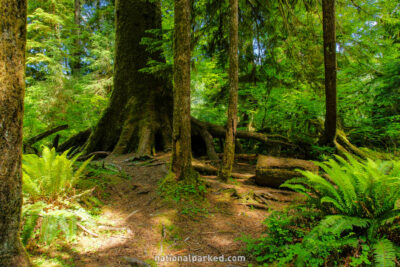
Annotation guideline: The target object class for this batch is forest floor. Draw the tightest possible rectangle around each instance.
[32,153,301,267]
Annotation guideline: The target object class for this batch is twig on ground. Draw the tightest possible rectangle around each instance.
[77,222,99,237]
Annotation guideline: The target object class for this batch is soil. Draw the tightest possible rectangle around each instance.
[39,153,301,266]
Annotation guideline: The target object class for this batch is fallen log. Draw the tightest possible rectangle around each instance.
[217,153,258,161]
[24,124,68,152]
[255,155,318,188]
[192,160,254,179]
[191,117,296,148]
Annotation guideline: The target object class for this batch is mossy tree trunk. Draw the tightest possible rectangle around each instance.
[172,0,192,180]
[84,0,172,156]
[0,0,31,265]
[219,0,239,182]
[322,0,337,145]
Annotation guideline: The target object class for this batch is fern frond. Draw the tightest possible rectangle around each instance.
[373,239,396,267]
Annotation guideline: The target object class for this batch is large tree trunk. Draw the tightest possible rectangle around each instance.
[322,0,337,145]
[172,0,192,180]
[84,0,172,156]
[219,0,239,181]
[0,0,31,265]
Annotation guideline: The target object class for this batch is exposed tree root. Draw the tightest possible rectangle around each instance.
[308,118,368,159]
[57,128,92,152]
[335,129,368,159]
[191,117,296,148]
[60,117,297,160]
[78,151,110,161]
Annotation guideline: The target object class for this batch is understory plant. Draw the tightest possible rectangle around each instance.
[244,154,400,266]
[22,146,93,201]
[21,146,95,246]
[158,170,207,216]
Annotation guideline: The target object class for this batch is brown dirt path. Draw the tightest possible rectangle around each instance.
[71,153,299,267]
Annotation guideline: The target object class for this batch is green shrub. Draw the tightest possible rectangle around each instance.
[22,146,93,201]
[22,201,95,246]
[21,146,95,246]
[158,170,207,217]
[280,154,400,266]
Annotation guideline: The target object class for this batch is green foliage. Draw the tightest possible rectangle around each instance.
[22,201,95,246]
[373,239,397,267]
[158,170,207,216]
[24,0,114,146]
[241,206,344,266]
[282,154,400,220]
[22,146,93,201]
[21,146,98,247]
[277,154,400,266]
[158,170,206,202]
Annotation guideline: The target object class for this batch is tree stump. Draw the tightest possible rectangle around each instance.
[255,155,318,188]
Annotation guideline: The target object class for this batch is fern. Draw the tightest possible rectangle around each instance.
[373,239,396,267]
[21,201,94,245]
[281,154,400,220]
[21,201,47,245]
[280,153,400,265]
[39,209,77,244]
[21,146,95,246]
[22,146,93,201]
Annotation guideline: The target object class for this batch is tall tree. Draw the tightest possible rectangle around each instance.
[172,0,192,179]
[0,0,31,265]
[84,0,172,155]
[322,0,337,145]
[219,0,239,181]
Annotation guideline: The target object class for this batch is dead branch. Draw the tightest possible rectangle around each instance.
[24,125,68,152]
[77,222,99,237]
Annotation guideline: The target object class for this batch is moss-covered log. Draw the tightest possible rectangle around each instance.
[255,155,318,188]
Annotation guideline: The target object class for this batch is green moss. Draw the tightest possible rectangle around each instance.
[158,169,208,217]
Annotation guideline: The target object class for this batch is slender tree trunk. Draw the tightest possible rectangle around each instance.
[219,0,239,181]
[84,0,172,155]
[322,0,337,145]
[0,0,31,265]
[72,0,81,74]
[172,0,192,180]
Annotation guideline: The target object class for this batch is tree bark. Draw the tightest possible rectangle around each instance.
[84,0,172,156]
[171,0,192,180]
[0,0,31,265]
[322,0,337,145]
[219,0,239,181]
[57,128,91,152]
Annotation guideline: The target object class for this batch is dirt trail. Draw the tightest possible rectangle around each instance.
[71,153,299,267]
